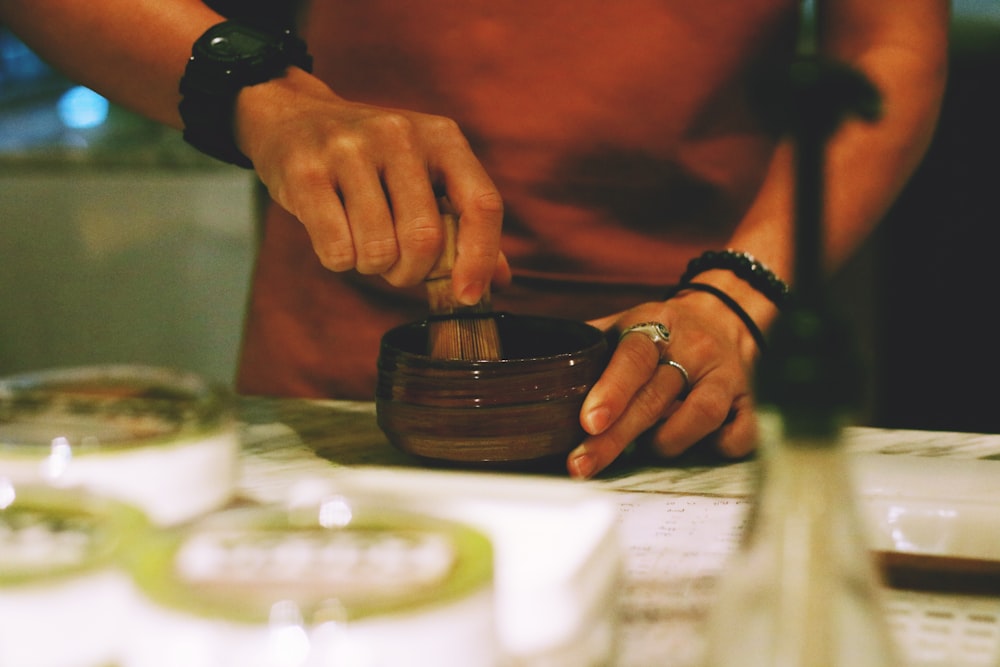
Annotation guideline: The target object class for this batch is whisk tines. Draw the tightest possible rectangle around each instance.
[425,206,503,361]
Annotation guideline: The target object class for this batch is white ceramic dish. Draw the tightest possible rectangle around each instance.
[122,501,497,667]
[0,484,146,667]
[284,467,622,667]
[0,365,239,525]
[853,454,1000,561]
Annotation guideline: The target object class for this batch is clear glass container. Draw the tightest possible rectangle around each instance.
[702,408,900,667]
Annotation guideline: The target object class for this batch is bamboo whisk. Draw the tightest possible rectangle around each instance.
[425,209,503,360]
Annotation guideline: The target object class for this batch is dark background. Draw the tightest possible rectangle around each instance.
[835,21,1000,433]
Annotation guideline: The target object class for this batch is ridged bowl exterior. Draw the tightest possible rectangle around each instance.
[376,314,609,463]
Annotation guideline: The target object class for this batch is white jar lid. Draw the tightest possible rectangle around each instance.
[0,483,147,667]
[124,498,498,667]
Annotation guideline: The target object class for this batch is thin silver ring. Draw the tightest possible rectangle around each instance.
[619,321,671,359]
[660,358,691,399]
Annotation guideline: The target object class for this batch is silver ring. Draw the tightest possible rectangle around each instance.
[619,321,671,358]
[660,359,691,398]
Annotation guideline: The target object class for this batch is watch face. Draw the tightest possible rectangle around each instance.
[202,25,273,62]
[180,20,312,168]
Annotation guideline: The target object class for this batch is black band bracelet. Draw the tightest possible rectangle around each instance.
[679,250,791,310]
[669,282,769,353]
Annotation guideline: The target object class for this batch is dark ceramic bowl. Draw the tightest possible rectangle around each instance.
[376,314,610,464]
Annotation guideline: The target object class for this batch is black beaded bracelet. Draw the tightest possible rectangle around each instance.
[678,250,791,309]
[668,282,769,353]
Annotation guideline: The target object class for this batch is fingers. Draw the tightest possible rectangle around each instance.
[286,159,406,277]
[283,162,356,272]
[337,163,398,276]
[569,371,755,479]
[251,90,501,290]
[380,117,503,289]
[645,383,752,457]
[580,328,664,436]
[569,309,758,479]
[378,157,444,285]
[431,133,504,306]
[697,395,758,459]
[569,361,693,478]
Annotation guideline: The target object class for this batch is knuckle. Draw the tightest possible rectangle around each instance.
[425,114,463,139]
[361,112,422,152]
[469,190,504,217]
[617,341,657,369]
[270,162,330,213]
[372,111,417,137]
[378,267,409,288]
[399,216,444,255]
[676,333,715,366]
[685,394,731,429]
[356,237,399,274]
[633,376,677,422]
[326,132,371,162]
[283,154,330,188]
[316,243,356,272]
[632,391,665,426]
[718,435,753,458]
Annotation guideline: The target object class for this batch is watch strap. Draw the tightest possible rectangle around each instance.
[179,21,313,168]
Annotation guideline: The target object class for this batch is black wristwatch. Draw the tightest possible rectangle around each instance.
[179,20,313,168]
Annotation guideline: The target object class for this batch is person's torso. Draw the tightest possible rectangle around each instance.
[302,0,800,285]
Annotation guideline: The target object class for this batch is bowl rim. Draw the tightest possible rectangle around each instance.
[378,312,608,366]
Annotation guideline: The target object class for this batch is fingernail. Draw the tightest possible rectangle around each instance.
[583,406,611,435]
[458,280,484,306]
[568,448,596,479]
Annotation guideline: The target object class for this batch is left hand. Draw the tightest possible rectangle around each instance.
[567,288,764,478]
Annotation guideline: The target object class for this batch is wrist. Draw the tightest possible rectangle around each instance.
[233,65,328,163]
[679,249,791,310]
[669,279,770,357]
[684,269,782,333]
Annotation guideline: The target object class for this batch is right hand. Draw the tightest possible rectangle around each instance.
[233,67,510,304]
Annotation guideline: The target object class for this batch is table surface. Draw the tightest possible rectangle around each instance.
[236,397,1000,667]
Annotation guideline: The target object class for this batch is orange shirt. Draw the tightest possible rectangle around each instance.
[238,0,800,399]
